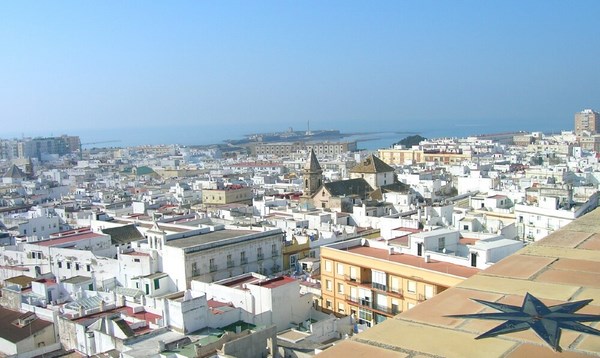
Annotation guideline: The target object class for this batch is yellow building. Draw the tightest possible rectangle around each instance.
[378,147,471,166]
[320,238,478,327]
[201,186,253,207]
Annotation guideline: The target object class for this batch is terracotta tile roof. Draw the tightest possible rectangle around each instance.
[323,178,372,197]
[350,154,394,174]
[346,246,479,278]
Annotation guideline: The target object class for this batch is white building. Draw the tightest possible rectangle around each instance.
[192,273,313,332]
[161,228,284,290]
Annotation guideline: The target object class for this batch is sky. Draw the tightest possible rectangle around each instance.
[1,1,600,145]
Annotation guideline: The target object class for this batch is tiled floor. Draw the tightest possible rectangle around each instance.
[317,209,600,357]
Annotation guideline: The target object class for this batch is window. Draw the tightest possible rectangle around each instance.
[134,258,140,263]
[75,263,80,271]
[337,263,344,275]
[376,293,388,310]
[337,282,344,294]
[338,302,345,314]
[425,285,434,299]
[86,264,91,272]
[372,270,387,291]
[209,258,217,271]
[326,280,332,291]
[324,260,332,272]
[326,299,332,310]
[240,251,247,264]
[349,266,357,281]
[407,280,416,293]
[58,262,62,268]
[390,277,400,293]
[257,247,263,260]
[438,237,445,250]
[66,262,71,269]
[154,278,160,289]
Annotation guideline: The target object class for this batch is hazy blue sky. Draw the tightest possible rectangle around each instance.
[1,1,599,143]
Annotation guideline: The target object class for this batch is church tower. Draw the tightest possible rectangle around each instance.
[303,149,323,197]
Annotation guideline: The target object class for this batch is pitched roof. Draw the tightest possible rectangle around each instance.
[370,182,411,199]
[304,149,322,172]
[133,166,156,176]
[0,307,54,343]
[3,164,27,179]
[102,224,145,245]
[350,154,394,174]
[5,275,35,288]
[323,178,373,197]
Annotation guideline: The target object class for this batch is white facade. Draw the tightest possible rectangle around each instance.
[161,228,284,290]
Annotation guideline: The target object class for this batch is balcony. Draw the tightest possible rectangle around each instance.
[344,275,359,283]
[257,253,264,261]
[372,304,399,316]
[209,264,218,272]
[227,260,235,268]
[358,298,372,308]
[372,282,387,292]
[388,288,404,298]
[271,250,278,257]
[344,295,359,304]
[240,257,248,265]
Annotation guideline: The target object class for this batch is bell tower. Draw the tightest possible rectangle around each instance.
[303,149,323,197]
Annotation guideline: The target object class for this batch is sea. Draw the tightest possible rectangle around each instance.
[27,120,567,152]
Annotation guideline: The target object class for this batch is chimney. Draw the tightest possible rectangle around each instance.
[424,254,430,263]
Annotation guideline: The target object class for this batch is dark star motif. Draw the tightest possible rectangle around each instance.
[445,292,600,351]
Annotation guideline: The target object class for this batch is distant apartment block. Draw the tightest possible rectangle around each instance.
[252,141,357,157]
[15,135,81,160]
[574,108,600,135]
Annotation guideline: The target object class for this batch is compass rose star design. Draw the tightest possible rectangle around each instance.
[446,292,600,351]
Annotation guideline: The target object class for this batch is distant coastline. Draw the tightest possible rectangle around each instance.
[4,120,569,151]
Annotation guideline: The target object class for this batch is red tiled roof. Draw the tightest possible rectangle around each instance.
[346,246,480,278]
[123,306,161,323]
[255,276,296,289]
[392,227,422,233]
[36,232,105,247]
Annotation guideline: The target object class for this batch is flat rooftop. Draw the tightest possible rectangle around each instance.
[346,245,480,278]
[165,229,264,249]
[36,231,106,247]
